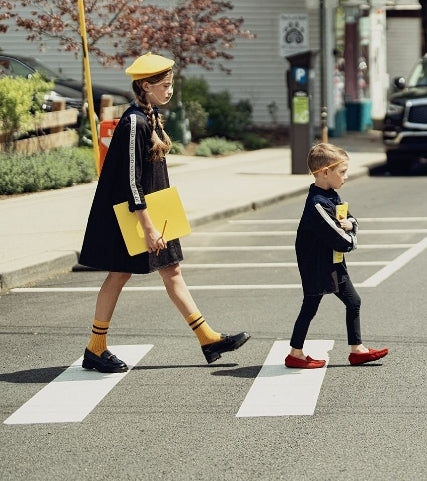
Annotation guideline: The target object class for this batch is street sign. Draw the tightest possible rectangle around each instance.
[279,13,309,57]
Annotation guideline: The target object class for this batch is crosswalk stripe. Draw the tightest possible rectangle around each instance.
[3,345,153,425]
[229,217,427,224]
[360,235,427,287]
[182,244,413,251]
[236,340,334,417]
[191,229,427,236]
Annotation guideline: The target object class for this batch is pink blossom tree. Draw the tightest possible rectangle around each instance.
[0,1,14,33]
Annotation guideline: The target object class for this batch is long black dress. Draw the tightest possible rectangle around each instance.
[79,103,183,273]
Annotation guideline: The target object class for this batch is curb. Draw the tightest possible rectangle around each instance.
[1,252,79,292]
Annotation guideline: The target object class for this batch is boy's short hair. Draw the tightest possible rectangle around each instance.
[307,143,349,175]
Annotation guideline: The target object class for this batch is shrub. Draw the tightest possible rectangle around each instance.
[182,76,210,108]
[169,141,185,155]
[241,132,271,150]
[0,147,96,195]
[182,76,253,141]
[195,137,243,157]
[205,92,252,139]
[0,73,53,147]
[184,100,208,141]
[194,142,212,157]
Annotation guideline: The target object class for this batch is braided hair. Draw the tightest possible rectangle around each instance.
[132,70,173,161]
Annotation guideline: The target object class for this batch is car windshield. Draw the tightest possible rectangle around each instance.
[407,60,427,87]
[22,57,61,80]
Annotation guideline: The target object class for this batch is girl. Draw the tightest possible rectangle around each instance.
[79,53,250,373]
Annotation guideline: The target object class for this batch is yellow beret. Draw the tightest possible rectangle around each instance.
[125,52,175,81]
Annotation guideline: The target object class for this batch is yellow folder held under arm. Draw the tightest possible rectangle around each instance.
[333,202,348,264]
[113,186,191,256]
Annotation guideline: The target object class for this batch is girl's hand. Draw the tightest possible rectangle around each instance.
[144,227,167,254]
[135,209,167,254]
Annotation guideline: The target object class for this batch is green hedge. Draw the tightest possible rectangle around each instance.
[195,137,243,157]
[0,148,96,195]
[181,77,253,141]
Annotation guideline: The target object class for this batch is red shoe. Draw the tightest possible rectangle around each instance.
[285,354,326,369]
[348,347,389,366]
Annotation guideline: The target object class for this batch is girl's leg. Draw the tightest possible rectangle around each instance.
[158,263,250,362]
[94,271,132,323]
[158,263,221,344]
[157,264,198,318]
[289,294,322,358]
[83,272,131,372]
[87,271,131,354]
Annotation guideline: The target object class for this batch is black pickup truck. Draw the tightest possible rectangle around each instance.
[382,56,427,174]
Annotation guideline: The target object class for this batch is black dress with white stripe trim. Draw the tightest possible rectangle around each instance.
[79,103,183,274]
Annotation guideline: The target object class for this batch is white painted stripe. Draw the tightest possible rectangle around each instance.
[229,217,427,224]
[360,236,427,287]
[192,231,296,236]
[11,285,302,293]
[180,261,387,268]
[184,262,299,268]
[184,246,295,251]
[229,219,299,224]
[3,345,153,425]
[356,217,427,222]
[182,244,413,251]
[357,229,427,234]
[192,229,427,236]
[236,340,334,417]
[7,281,380,293]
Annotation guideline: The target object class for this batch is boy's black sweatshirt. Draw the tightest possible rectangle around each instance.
[295,183,358,295]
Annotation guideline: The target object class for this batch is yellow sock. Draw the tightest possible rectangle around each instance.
[87,319,109,356]
[185,312,222,346]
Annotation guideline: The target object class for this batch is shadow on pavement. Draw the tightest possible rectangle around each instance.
[0,366,68,384]
[211,365,263,379]
[369,160,427,177]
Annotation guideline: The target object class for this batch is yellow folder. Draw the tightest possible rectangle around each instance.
[113,186,191,256]
[333,202,348,264]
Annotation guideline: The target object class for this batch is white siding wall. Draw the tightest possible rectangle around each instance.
[183,2,323,127]
[386,17,421,82]
[3,2,406,128]
[1,1,328,127]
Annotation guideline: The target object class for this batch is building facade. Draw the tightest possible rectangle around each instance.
[0,1,422,133]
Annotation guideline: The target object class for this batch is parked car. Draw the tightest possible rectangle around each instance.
[0,53,133,116]
[382,55,427,174]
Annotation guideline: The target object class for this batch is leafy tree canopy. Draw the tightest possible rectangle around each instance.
[8,0,254,76]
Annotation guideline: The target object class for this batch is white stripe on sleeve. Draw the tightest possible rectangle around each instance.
[129,114,142,205]
[315,203,354,244]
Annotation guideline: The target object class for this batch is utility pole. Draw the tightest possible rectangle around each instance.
[320,0,328,143]
[77,0,100,175]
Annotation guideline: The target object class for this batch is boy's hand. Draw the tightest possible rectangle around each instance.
[339,217,353,231]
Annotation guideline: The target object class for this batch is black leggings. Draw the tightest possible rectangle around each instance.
[290,277,362,349]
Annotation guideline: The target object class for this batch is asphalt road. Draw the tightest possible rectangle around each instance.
[1,174,426,480]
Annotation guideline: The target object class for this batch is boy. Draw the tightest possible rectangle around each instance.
[285,143,388,369]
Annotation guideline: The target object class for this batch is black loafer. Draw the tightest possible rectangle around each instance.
[202,332,251,364]
[82,348,128,373]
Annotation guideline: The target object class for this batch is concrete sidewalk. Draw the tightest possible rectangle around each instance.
[0,132,386,291]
